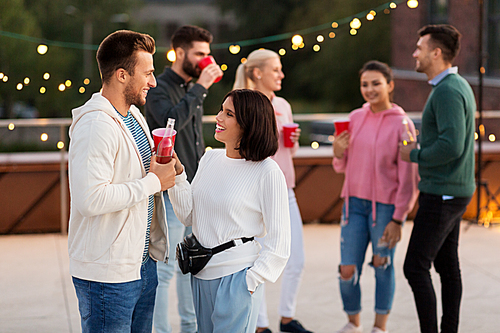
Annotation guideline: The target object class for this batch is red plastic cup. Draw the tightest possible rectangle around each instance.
[283,123,299,148]
[198,56,222,83]
[152,128,177,164]
[334,120,350,135]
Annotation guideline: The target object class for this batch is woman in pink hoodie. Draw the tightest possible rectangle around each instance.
[332,61,419,333]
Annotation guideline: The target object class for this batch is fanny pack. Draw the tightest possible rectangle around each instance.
[176,233,254,275]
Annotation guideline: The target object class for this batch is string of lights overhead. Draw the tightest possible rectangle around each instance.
[0,0,419,124]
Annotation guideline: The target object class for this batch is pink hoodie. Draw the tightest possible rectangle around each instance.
[333,103,419,221]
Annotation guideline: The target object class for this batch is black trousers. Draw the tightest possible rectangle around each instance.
[403,192,471,333]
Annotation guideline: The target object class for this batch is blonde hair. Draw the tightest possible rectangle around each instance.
[232,49,280,90]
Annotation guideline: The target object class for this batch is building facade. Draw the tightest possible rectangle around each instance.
[391,0,500,112]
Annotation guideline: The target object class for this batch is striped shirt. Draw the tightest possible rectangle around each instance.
[116,109,154,263]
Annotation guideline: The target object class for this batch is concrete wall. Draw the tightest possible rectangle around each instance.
[3,147,500,234]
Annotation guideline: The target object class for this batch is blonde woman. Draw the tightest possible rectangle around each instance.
[233,49,312,333]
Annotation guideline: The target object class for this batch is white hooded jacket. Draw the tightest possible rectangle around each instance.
[68,92,168,283]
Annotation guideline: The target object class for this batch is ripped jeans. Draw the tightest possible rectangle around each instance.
[339,197,397,315]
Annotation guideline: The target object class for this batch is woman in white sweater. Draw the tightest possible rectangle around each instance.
[168,89,291,333]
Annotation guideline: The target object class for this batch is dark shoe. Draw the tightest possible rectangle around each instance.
[258,329,273,333]
[280,319,313,333]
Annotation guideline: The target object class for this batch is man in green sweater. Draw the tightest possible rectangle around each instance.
[399,25,476,333]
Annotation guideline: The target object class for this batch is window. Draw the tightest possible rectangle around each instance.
[429,0,448,24]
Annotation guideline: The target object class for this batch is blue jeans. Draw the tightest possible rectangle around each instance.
[153,191,196,333]
[404,193,471,333]
[72,257,158,333]
[191,268,264,333]
[339,197,396,315]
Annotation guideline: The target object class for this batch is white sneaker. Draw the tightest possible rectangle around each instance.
[336,322,363,333]
[371,327,388,333]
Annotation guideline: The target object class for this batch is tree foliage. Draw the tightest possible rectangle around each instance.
[0,0,140,118]
[215,0,393,112]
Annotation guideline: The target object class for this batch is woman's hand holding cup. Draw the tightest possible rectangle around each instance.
[333,131,350,158]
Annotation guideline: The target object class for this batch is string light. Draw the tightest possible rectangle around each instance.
[37,44,48,55]
[367,10,377,21]
[479,124,485,135]
[8,123,15,130]
[241,58,247,64]
[475,132,479,140]
[350,18,361,30]
[57,141,65,149]
[1,1,417,59]
[0,1,420,98]
[166,50,176,62]
[205,146,212,152]
[311,141,319,149]
[229,45,240,54]
[40,133,49,141]
[489,134,496,142]
[407,0,418,8]
[291,34,303,46]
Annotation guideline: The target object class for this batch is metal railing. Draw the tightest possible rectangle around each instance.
[2,110,498,233]
[0,118,72,234]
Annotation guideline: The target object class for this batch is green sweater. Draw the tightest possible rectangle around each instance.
[410,73,476,197]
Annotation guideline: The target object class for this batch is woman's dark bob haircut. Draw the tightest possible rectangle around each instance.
[222,89,278,161]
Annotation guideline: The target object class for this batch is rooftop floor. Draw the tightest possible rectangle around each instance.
[1,222,499,333]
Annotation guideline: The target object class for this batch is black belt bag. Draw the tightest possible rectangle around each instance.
[176,233,254,275]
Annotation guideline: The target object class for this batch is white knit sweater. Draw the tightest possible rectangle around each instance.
[168,149,291,291]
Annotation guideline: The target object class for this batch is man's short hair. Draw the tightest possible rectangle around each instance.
[96,30,155,84]
[418,24,461,63]
[171,25,213,51]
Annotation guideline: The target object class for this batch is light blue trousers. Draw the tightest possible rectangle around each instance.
[153,192,197,333]
[191,268,264,333]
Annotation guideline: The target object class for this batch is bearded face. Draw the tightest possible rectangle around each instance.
[182,53,201,78]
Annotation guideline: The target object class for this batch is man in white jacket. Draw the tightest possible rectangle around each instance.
[68,30,177,333]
